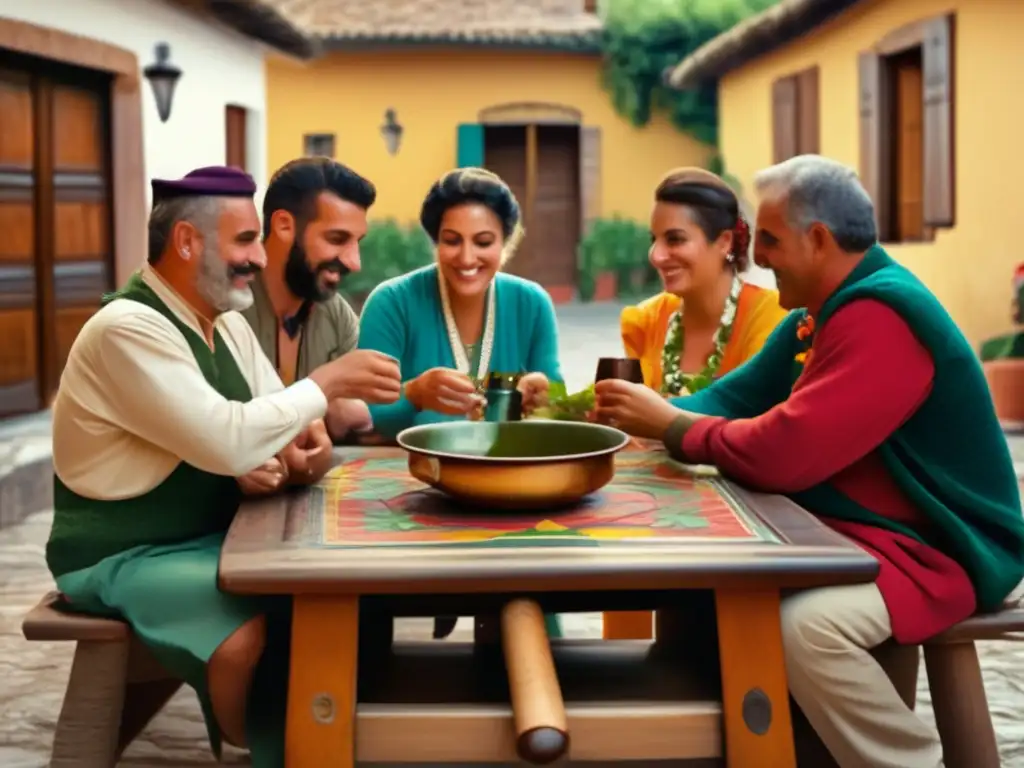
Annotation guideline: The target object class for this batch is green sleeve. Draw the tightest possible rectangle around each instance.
[670,311,800,418]
[357,281,419,438]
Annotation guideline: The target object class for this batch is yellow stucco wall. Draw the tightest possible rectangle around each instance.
[266,48,711,226]
[716,0,1023,346]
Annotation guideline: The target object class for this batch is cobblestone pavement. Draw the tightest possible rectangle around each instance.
[2,302,1024,766]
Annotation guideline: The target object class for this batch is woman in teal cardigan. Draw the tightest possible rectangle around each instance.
[358,167,564,436]
[358,167,565,639]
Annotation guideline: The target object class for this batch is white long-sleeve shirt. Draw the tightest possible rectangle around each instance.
[52,264,327,500]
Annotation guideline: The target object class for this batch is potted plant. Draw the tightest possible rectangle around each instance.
[981,263,1024,424]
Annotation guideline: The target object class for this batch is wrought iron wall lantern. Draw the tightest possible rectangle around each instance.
[143,43,182,123]
[380,108,404,156]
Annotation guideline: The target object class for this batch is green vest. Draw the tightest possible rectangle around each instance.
[46,274,253,578]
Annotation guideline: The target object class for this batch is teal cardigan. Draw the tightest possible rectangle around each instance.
[358,265,564,437]
[673,245,1024,612]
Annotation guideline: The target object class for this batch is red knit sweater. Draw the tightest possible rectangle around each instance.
[679,299,976,643]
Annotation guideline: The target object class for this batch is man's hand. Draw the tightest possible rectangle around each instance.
[238,457,288,497]
[281,419,333,485]
[594,379,685,439]
[325,398,372,441]
[309,350,401,405]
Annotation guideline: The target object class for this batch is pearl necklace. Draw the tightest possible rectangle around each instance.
[438,267,495,379]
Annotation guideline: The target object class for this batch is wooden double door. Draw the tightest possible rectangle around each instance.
[0,52,114,417]
[484,124,581,290]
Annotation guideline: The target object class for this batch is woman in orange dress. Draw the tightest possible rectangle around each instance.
[607,167,789,639]
[621,167,788,396]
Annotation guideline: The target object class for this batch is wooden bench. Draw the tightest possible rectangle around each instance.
[607,605,1024,768]
[22,592,183,768]
[922,605,1024,768]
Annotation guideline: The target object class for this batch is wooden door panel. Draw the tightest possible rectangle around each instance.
[55,306,97,371]
[0,308,39,413]
[484,126,529,275]
[0,68,40,416]
[532,125,579,287]
[52,84,104,171]
[894,55,924,241]
[50,81,111,379]
[55,198,108,259]
[0,71,33,169]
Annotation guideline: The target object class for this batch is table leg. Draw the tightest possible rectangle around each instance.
[286,595,359,768]
[715,589,796,768]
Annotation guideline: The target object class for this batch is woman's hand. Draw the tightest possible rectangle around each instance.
[594,379,682,439]
[237,457,288,497]
[405,368,484,415]
[517,372,550,416]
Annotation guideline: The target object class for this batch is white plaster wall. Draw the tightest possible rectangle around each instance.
[2,0,269,205]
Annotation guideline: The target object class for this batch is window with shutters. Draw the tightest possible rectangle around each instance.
[771,67,820,163]
[859,14,955,243]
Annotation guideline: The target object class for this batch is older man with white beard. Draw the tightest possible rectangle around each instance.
[46,166,401,766]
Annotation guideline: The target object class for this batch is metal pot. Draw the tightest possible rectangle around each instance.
[396,420,630,508]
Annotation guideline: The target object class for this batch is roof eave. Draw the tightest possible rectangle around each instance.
[663,0,864,90]
[318,31,603,54]
[208,0,322,59]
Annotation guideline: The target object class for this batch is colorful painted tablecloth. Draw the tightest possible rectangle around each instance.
[308,447,777,548]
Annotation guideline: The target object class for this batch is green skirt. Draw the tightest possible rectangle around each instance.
[54,532,290,768]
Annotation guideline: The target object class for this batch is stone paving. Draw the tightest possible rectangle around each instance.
[2,300,1024,766]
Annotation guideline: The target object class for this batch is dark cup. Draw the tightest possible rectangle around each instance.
[594,357,644,384]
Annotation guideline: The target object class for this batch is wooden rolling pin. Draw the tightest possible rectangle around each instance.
[500,598,570,764]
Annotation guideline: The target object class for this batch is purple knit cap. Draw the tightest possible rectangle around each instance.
[151,166,256,202]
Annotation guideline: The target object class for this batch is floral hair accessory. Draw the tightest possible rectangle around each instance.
[732,216,751,259]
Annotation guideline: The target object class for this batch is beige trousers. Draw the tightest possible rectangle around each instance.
[781,583,943,768]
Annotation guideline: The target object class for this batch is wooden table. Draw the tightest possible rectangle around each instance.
[219,445,878,767]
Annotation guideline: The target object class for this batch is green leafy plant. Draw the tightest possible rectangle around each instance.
[600,0,781,142]
[532,382,596,422]
[338,219,434,306]
[577,216,655,301]
[980,268,1024,362]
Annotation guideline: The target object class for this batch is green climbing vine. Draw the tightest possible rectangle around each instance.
[600,0,781,144]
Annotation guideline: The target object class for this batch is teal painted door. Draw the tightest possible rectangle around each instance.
[456,123,484,167]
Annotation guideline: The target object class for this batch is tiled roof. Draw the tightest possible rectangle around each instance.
[228,0,603,53]
[664,0,864,89]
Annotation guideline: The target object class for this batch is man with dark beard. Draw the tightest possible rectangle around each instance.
[242,157,377,441]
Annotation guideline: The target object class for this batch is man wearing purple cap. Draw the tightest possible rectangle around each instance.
[45,165,401,763]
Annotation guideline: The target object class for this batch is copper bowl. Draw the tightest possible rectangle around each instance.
[396,420,630,508]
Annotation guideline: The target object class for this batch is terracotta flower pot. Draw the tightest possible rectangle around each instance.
[592,271,617,301]
[983,359,1024,423]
